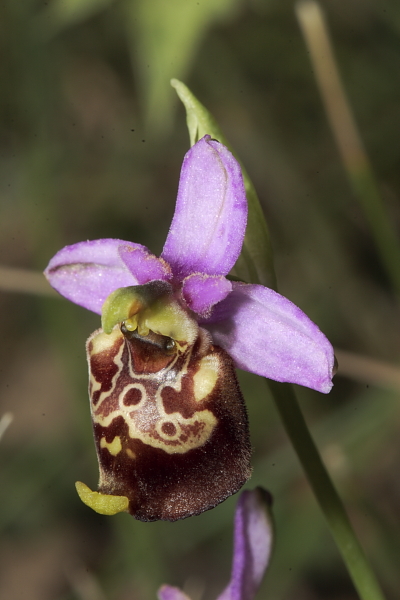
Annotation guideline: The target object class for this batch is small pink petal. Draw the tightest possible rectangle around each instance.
[182,273,232,316]
[203,283,335,393]
[119,245,172,283]
[162,136,247,279]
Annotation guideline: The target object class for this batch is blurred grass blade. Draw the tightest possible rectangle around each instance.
[65,562,108,600]
[0,266,58,297]
[123,0,241,136]
[38,0,114,32]
[335,348,400,391]
[171,79,276,289]
[296,0,400,295]
[0,413,13,443]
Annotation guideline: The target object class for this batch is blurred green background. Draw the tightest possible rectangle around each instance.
[1,0,400,598]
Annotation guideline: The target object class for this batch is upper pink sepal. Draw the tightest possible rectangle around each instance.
[203,282,335,394]
[182,273,232,316]
[161,136,247,279]
[44,239,141,314]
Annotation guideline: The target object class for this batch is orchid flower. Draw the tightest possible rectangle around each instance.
[158,488,273,600]
[45,135,334,521]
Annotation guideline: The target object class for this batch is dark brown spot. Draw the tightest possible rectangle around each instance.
[161,421,176,436]
[123,387,142,406]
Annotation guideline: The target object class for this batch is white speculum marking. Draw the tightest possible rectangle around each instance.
[90,333,218,455]
[193,355,219,402]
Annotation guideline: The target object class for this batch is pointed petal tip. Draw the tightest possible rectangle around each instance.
[218,487,274,600]
[251,486,274,508]
[204,283,335,394]
[158,586,191,600]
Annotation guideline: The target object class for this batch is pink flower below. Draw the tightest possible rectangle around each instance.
[158,488,274,600]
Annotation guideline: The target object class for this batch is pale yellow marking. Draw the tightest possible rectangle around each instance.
[93,406,217,454]
[126,448,136,459]
[91,327,121,355]
[89,339,124,413]
[91,333,217,454]
[141,409,217,453]
[75,481,129,515]
[100,436,122,456]
[193,355,219,402]
[90,376,102,396]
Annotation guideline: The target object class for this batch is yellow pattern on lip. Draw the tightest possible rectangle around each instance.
[100,435,122,456]
[90,328,218,455]
[193,355,219,402]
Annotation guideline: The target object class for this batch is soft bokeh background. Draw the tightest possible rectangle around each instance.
[1,0,400,598]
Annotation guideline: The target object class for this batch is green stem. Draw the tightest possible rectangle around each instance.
[268,380,386,600]
[350,166,400,295]
[171,77,386,600]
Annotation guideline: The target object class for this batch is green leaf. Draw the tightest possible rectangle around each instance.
[123,0,241,135]
[171,79,277,289]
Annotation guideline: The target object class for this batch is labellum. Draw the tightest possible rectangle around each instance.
[77,282,252,521]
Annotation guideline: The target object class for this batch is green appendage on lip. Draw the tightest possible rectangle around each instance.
[75,481,129,515]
